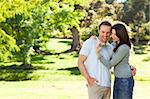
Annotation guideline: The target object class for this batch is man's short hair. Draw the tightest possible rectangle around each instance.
[99,21,112,30]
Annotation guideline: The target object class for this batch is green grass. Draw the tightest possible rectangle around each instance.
[46,38,71,53]
[130,45,150,81]
[0,38,150,99]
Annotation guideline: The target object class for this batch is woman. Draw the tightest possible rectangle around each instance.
[97,23,134,99]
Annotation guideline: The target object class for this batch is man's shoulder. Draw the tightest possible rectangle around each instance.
[83,38,97,45]
[79,38,97,56]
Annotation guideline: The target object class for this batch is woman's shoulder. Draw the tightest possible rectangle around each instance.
[119,44,130,51]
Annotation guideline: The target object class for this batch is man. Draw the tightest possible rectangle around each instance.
[78,21,113,99]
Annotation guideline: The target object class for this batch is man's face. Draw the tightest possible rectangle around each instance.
[99,25,111,43]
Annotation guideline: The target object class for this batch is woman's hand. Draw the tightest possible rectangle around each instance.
[96,41,101,55]
[90,35,97,40]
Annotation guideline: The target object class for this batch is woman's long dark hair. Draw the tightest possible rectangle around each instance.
[112,23,131,52]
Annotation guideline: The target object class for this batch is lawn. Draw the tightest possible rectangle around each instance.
[0,38,150,99]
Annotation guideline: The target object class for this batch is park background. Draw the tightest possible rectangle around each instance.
[0,0,150,99]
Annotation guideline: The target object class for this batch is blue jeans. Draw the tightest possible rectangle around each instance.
[113,76,134,99]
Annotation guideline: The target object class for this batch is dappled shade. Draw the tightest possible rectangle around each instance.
[142,57,150,62]
[133,45,147,54]
[58,40,71,46]
[58,67,80,75]
[0,64,48,81]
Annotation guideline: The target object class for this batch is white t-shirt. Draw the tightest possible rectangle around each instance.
[79,38,114,87]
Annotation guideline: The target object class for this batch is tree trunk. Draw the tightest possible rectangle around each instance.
[135,34,140,45]
[135,26,140,45]
[22,47,32,66]
[69,26,81,52]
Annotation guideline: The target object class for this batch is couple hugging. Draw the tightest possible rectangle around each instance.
[78,21,136,99]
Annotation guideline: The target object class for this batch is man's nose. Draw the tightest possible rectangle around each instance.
[104,33,108,36]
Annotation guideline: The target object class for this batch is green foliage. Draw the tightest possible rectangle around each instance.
[0,0,90,63]
[121,0,150,43]
[0,0,44,63]
[47,1,85,34]
[0,0,43,22]
[0,29,19,61]
[143,22,150,40]
[0,0,58,64]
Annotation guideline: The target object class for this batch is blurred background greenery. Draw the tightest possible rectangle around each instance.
[0,0,149,99]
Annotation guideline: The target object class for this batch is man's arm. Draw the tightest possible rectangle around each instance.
[78,55,97,87]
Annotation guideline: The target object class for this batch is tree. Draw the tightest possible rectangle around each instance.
[121,0,149,44]
[63,0,116,51]
[35,0,117,52]
[0,0,123,65]
[0,28,19,61]
[0,0,44,64]
[0,0,31,61]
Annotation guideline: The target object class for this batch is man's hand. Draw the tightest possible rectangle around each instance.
[78,55,98,87]
[131,66,136,76]
[87,77,98,87]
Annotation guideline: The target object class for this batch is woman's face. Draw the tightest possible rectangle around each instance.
[111,29,120,43]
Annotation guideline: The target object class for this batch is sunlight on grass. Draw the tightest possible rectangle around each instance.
[46,38,71,53]
[129,45,150,81]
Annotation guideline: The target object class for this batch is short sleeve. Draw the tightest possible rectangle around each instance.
[79,39,92,57]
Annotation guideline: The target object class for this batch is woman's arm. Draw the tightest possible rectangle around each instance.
[98,45,129,69]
